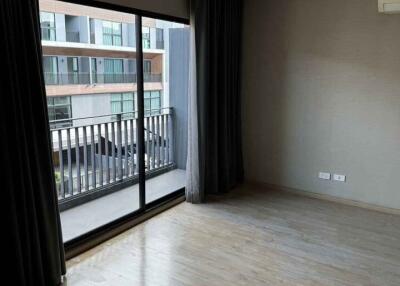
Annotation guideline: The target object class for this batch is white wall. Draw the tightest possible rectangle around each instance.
[242,0,400,209]
[71,93,112,126]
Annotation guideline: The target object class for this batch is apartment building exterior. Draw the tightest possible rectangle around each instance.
[39,0,185,128]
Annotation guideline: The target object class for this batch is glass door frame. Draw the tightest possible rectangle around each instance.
[60,0,189,259]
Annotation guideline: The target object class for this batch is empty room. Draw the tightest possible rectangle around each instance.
[3,0,399,285]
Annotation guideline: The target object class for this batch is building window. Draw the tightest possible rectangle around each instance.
[43,56,58,85]
[111,93,135,118]
[144,91,161,116]
[142,27,150,49]
[102,21,122,46]
[40,12,56,41]
[67,57,79,84]
[91,58,98,83]
[47,96,72,128]
[89,18,96,44]
[104,58,124,83]
[144,60,151,74]
[156,28,164,49]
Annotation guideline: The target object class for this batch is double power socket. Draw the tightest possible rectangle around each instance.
[319,172,346,182]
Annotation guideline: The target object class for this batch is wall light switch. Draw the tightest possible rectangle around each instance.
[319,172,331,180]
[333,174,346,182]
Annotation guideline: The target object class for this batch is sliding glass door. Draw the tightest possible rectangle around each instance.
[141,17,189,204]
[38,0,188,247]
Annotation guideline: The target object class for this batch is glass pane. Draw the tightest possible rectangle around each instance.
[104,59,113,73]
[54,96,70,105]
[113,35,122,46]
[123,92,133,100]
[49,29,56,41]
[91,58,97,83]
[113,59,123,73]
[110,93,122,101]
[144,60,151,73]
[40,12,56,41]
[73,58,78,71]
[142,26,150,49]
[39,0,140,243]
[144,98,150,116]
[40,12,55,28]
[113,22,121,35]
[151,97,160,109]
[103,34,112,45]
[122,100,133,112]
[47,107,56,121]
[43,56,58,85]
[143,17,189,204]
[54,106,71,120]
[111,101,121,114]
[102,21,112,34]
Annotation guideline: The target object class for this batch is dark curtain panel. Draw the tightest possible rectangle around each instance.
[1,0,66,285]
[186,0,244,203]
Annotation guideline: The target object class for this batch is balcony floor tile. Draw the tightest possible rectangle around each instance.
[60,169,186,241]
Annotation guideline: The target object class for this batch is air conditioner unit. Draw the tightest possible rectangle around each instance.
[378,0,400,13]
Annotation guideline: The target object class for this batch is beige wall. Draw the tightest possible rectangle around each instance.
[46,82,163,96]
[242,0,400,209]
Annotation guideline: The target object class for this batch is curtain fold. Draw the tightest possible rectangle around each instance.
[1,0,66,285]
[186,0,244,203]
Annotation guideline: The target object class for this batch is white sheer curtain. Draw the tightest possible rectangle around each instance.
[185,10,202,203]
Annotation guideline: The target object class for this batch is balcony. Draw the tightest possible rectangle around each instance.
[49,109,185,240]
[44,72,162,85]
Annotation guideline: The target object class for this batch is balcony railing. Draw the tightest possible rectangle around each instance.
[44,72,90,85]
[93,73,162,84]
[44,72,162,85]
[66,31,80,43]
[144,73,162,83]
[94,73,136,84]
[49,108,174,210]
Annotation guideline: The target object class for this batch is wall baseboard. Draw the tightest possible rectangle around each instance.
[246,181,400,216]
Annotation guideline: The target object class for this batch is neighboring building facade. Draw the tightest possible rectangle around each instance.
[39,0,185,128]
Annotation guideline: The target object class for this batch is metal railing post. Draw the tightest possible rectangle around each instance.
[168,109,174,165]
[49,108,174,205]
[117,113,123,180]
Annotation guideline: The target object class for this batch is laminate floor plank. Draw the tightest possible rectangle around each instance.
[65,185,400,286]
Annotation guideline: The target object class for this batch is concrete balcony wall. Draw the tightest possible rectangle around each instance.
[55,13,66,42]
[70,93,112,126]
[150,27,157,50]
[45,82,163,97]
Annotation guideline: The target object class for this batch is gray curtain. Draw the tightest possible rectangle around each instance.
[186,0,244,203]
[1,0,66,284]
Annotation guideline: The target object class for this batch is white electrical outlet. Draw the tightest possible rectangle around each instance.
[333,174,346,182]
[318,172,331,180]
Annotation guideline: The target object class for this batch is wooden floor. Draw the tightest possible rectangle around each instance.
[64,185,400,286]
